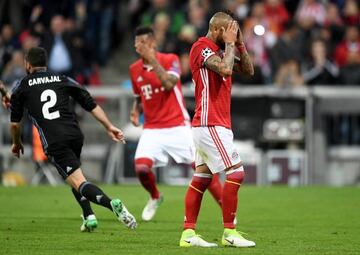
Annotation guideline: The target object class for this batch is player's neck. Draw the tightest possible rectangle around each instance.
[206,32,217,44]
[142,58,151,65]
[30,67,47,73]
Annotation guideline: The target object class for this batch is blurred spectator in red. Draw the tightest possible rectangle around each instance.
[19,32,40,51]
[1,50,26,85]
[244,2,277,81]
[343,0,360,26]
[275,59,304,87]
[296,0,326,30]
[302,39,339,85]
[334,25,360,84]
[264,0,290,35]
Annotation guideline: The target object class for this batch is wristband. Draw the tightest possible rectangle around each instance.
[237,43,247,54]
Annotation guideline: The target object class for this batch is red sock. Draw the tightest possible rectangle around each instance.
[184,173,212,229]
[135,158,160,199]
[208,174,223,206]
[222,167,245,229]
[191,163,222,206]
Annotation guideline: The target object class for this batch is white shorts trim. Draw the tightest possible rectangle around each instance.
[135,126,194,167]
[193,126,241,173]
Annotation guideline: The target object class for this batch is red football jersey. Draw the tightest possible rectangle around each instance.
[129,52,190,129]
[190,37,232,128]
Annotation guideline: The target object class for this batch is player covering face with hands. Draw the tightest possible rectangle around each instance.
[5,47,136,232]
[179,12,255,248]
[129,26,224,222]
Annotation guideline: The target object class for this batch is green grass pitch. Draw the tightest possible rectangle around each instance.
[0,185,359,255]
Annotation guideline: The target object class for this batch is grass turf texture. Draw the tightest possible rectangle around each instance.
[0,185,359,255]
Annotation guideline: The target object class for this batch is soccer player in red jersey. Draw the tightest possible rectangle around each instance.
[129,26,223,221]
[179,12,256,247]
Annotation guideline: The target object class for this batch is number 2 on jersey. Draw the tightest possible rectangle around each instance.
[41,89,60,120]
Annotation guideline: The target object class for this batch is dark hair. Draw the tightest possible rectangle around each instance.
[135,26,154,37]
[25,47,47,67]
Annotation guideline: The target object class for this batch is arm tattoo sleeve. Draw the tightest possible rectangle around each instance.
[204,42,236,77]
[223,42,236,71]
[149,58,178,90]
[233,51,254,76]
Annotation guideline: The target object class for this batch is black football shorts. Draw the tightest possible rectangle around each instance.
[46,138,83,179]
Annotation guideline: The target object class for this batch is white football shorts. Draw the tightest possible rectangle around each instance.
[135,125,194,167]
[192,126,241,173]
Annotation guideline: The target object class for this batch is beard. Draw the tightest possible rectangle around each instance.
[215,37,225,49]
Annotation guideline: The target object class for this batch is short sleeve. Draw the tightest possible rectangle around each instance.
[129,67,141,97]
[200,47,215,65]
[10,81,24,122]
[66,77,97,112]
[164,54,181,79]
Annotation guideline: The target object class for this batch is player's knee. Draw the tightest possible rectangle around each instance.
[66,168,86,190]
[135,158,153,175]
[226,165,245,184]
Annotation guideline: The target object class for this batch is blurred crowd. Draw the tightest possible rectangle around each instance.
[127,0,360,86]
[0,0,123,87]
[0,0,359,87]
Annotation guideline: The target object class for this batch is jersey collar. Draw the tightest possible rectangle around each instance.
[198,37,220,51]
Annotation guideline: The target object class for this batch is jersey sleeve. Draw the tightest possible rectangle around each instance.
[164,54,181,79]
[66,77,97,112]
[10,81,24,123]
[129,67,141,97]
[197,44,216,66]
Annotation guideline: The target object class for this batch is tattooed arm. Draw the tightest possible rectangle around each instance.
[233,27,254,75]
[233,49,254,75]
[149,57,179,91]
[204,21,238,77]
[137,42,179,91]
[204,42,236,77]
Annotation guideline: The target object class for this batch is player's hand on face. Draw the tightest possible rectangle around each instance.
[130,110,140,127]
[222,21,238,44]
[136,42,156,62]
[236,24,244,46]
[11,143,24,158]
[107,125,126,144]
